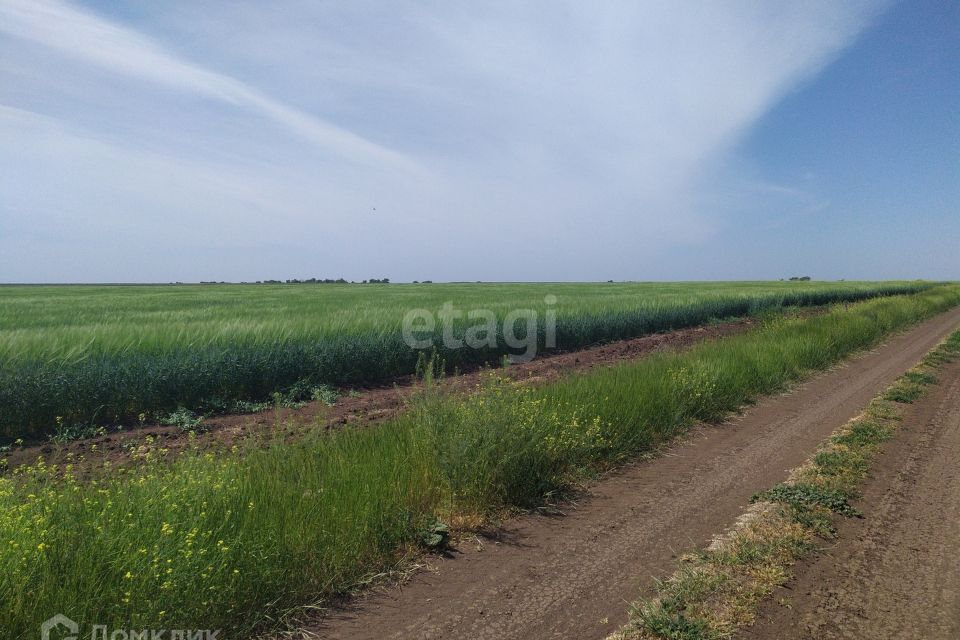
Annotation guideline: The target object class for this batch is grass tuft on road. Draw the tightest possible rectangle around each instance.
[610,328,960,640]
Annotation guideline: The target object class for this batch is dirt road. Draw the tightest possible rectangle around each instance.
[744,355,960,639]
[307,307,960,639]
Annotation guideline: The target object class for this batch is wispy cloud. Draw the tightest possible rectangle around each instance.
[0,0,418,170]
[0,0,886,282]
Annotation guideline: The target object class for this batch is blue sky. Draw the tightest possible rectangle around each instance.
[0,0,955,283]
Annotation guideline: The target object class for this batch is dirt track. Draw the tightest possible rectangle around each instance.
[307,307,960,640]
[744,355,960,639]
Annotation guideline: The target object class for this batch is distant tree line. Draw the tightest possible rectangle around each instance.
[198,278,398,285]
[254,278,391,284]
[257,278,350,284]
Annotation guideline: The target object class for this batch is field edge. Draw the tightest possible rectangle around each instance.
[608,329,960,640]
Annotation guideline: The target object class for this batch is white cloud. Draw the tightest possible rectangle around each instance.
[0,0,885,281]
[0,0,418,171]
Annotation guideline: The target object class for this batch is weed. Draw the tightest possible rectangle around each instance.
[882,368,941,404]
[813,450,867,478]
[865,401,901,421]
[283,379,317,404]
[198,382,338,416]
[48,423,107,444]
[754,483,860,517]
[159,408,206,433]
[883,381,925,403]
[418,519,451,549]
[229,399,274,414]
[638,608,712,640]
[903,370,938,385]
[415,351,446,382]
[310,385,339,406]
[832,419,892,447]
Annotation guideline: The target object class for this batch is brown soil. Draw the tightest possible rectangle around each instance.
[2,317,757,473]
[742,354,960,638]
[298,308,960,640]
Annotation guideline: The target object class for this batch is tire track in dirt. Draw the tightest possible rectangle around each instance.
[743,357,960,639]
[305,307,960,640]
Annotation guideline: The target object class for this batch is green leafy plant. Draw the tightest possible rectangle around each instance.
[753,483,860,518]
[48,423,107,444]
[419,519,451,549]
[160,408,205,433]
[310,385,339,406]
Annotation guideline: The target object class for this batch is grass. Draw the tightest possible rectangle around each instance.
[0,286,958,639]
[0,280,936,439]
[610,327,960,640]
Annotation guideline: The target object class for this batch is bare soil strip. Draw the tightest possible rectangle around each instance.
[743,355,960,638]
[305,307,960,640]
[3,317,756,472]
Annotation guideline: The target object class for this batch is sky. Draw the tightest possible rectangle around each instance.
[0,0,956,283]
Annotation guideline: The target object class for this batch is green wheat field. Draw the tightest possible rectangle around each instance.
[0,280,934,439]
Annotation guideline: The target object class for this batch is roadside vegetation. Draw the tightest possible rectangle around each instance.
[610,328,960,640]
[0,280,934,439]
[1,285,957,639]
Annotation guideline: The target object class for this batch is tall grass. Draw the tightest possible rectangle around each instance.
[0,281,936,438]
[2,285,957,639]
